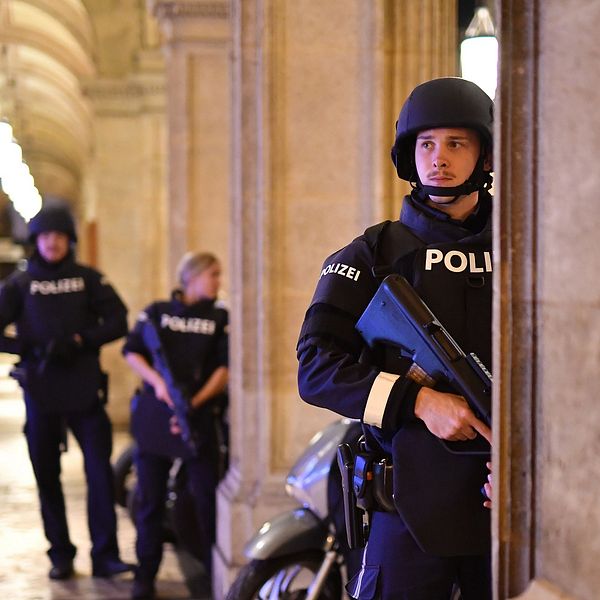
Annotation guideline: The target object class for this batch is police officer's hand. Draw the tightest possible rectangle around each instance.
[414,387,492,444]
[153,377,174,409]
[169,415,182,435]
[483,461,492,509]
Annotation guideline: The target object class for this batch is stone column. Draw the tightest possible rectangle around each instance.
[215,1,457,596]
[372,0,458,223]
[149,0,231,288]
[384,0,458,219]
[496,2,600,599]
[83,68,167,425]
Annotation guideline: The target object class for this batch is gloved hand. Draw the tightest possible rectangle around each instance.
[44,337,83,365]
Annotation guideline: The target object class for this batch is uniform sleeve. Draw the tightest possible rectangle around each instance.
[122,306,152,361]
[0,276,25,354]
[80,270,128,348]
[297,240,420,431]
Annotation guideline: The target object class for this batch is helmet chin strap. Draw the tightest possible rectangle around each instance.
[414,153,492,204]
[419,179,480,200]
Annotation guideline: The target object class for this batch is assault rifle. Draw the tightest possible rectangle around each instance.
[356,274,492,454]
[142,319,198,455]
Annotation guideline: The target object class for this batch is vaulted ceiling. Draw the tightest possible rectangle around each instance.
[0,0,96,204]
[0,0,157,212]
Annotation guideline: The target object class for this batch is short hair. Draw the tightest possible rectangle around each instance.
[176,251,219,288]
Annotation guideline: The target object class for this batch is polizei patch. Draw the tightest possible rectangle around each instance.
[319,262,361,281]
[29,277,85,295]
[424,249,492,273]
[160,313,216,335]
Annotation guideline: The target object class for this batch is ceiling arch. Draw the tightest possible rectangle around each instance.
[0,0,95,206]
[24,0,95,58]
[6,1,95,76]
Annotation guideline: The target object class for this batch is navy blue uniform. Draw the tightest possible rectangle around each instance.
[0,251,128,569]
[297,192,493,599]
[123,293,228,580]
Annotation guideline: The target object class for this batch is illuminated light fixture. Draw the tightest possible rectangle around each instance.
[460,6,498,99]
[13,190,42,222]
[0,121,13,145]
[0,119,42,222]
[0,139,23,176]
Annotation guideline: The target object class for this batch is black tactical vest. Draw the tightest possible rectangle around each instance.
[364,219,492,556]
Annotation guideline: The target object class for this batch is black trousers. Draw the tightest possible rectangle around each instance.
[133,448,216,581]
[346,511,491,600]
[24,398,120,567]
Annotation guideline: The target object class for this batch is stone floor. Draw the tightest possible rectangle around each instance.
[0,392,207,600]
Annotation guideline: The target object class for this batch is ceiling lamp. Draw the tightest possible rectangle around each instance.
[0,120,42,222]
[460,6,498,100]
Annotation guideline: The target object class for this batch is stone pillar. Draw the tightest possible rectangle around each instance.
[370,0,458,223]
[496,2,600,599]
[149,0,231,288]
[215,1,457,597]
[83,67,167,425]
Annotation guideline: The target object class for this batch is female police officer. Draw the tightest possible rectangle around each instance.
[0,206,132,580]
[297,78,494,599]
[123,251,228,600]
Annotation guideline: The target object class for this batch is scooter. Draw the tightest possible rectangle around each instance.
[225,418,363,600]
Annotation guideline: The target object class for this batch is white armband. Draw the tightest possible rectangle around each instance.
[363,372,400,428]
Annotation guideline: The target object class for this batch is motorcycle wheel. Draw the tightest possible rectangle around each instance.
[226,550,342,600]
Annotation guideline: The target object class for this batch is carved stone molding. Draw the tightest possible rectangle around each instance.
[82,76,166,115]
[148,0,230,43]
[149,0,229,20]
[83,79,164,99]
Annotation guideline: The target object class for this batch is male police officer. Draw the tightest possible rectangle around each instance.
[0,206,134,580]
[297,78,494,599]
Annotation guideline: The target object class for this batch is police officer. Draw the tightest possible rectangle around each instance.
[0,205,133,580]
[297,78,494,599]
[123,251,228,600]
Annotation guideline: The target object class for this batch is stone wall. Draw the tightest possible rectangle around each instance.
[496,2,600,599]
[151,0,231,282]
[83,71,168,423]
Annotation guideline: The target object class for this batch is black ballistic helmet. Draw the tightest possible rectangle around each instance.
[391,77,493,194]
[28,206,77,243]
